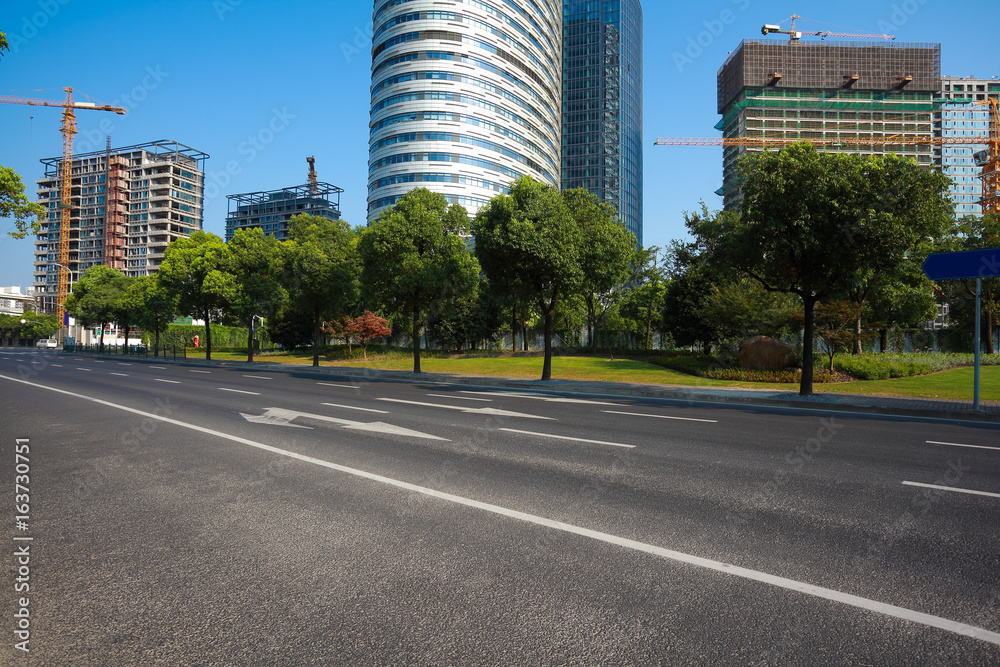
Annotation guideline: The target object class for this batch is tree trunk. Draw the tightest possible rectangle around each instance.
[853,313,863,355]
[879,328,888,354]
[247,318,255,364]
[522,324,528,351]
[204,307,213,361]
[154,324,160,358]
[99,322,105,350]
[412,309,421,373]
[987,312,995,355]
[541,305,553,381]
[511,307,518,352]
[312,305,321,367]
[800,294,817,397]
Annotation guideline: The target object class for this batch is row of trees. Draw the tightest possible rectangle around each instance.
[659,143,998,395]
[0,312,60,344]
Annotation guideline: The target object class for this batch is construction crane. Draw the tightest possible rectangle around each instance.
[306,155,318,195]
[761,15,895,41]
[0,87,126,324]
[655,99,1000,214]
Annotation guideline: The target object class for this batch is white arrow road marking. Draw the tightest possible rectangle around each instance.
[459,390,620,406]
[376,398,554,420]
[240,407,448,441]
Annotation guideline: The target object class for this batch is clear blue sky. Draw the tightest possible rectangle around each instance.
[1,0,997,287]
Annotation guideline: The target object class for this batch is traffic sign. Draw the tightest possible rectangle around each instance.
[922,248,1000,281]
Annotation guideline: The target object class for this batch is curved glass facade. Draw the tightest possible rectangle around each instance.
[561,0,643,245]
[368,0,563,221]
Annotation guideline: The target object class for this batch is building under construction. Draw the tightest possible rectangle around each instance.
[33,140,208,315]
[225,183,343,242]
[716,39,941,209]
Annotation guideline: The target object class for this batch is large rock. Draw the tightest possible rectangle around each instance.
[738,336,796,370]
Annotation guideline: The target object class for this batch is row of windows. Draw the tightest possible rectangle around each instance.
[371,129,553,167]
[371,109,555,153]
[372,68,553,118]
[374,49,556,114]
[370,151,539,183]
[369,171,510,194]
[369,192,493,214]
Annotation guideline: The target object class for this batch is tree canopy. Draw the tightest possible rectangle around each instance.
[690,143,953,394]
[359,188,479,373]
[64,265,129,348]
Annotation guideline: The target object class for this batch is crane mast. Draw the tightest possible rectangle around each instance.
[0,87,126,323]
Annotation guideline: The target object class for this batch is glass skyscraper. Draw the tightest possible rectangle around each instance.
[368,0,563,222]
[561,0,643,245]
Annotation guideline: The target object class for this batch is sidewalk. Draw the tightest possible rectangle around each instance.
[131,353,1000,423]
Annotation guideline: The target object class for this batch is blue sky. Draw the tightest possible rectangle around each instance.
[1,0,997,287]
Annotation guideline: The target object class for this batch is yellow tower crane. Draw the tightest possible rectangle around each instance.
[0,87,126,323]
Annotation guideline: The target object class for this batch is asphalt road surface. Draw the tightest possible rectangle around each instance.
[1,348,998,665]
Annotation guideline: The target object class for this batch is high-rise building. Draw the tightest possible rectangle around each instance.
[367,0,562,222]
[936,76,1000,217]
[562,0,643,245]
[225,185,343,241]
[716,40,941,210]
[33,140,207,314]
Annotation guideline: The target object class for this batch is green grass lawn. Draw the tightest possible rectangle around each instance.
[179,348,1000,402]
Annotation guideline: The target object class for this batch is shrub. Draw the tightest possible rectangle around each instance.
[702,368,837,383]
[646,353,717,375]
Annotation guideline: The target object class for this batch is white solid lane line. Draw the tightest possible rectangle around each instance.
[499,428,635,449]
[219,387,260,395]
[189,370,211,374]
[602,410,718,424]
[243,374,272,380]
[927,440,1000,452]
[377,398,554,420]
[322,403,388,414]
[460,390,620,406]
[111,372,128,377]
[426,393,493,402]
[902,481,1000,499]
[4,371,994,648]
[155,379,180,384]
[317,382,360,389]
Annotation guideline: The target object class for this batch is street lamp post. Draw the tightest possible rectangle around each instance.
[52,262,76,345]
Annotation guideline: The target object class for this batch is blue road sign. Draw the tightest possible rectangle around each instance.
[922,248,1000,281]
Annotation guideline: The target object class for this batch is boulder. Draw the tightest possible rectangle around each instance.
[738,336,796,370]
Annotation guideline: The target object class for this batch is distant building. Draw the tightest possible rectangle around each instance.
[366,0,562,222]
[562,0,643,245]
[716,40,941,210]
[33,140,208,315]
[0,286,34,316]
[225,184,343,242]
[935,76,1000,217]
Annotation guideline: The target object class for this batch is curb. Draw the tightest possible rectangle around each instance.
[76,351,1000,424]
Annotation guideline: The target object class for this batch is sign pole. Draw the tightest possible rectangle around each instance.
[974,278,981,412]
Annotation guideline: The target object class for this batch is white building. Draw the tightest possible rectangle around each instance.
[0,286,35,316]
[367,0,562,221]
[936,76,1000,217]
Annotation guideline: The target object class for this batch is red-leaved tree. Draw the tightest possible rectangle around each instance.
[353,311,391,360]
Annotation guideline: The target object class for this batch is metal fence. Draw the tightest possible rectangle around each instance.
[64,344,187,360]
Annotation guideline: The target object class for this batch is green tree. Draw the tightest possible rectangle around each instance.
[690,143,952,395]
[133,276,177,355]
[359,188,479,373]
[64,265,129,348]
[227,227,286,363]
[563,188,637,352]
[945,213,1000,353]
[473,177,582,380]
[1,166,46,240]
[111,275,140,349]
[283,214,357,367]
[158,231,232,360]
[15,312,60,342]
